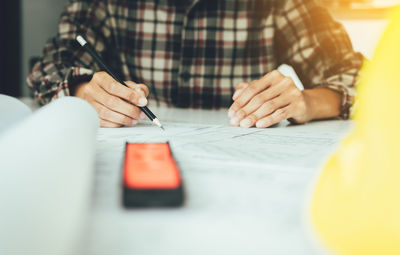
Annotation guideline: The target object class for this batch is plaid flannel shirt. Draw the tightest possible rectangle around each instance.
[28,0,363,119]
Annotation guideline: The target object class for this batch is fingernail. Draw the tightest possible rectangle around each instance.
[236,111,245,119]
[138,97,148,106]
[131,119,138,126]
[256,120,268,128]
[230,117,239,126]
[136,88,145,97]
[140,112,146,120]
[240,118,252,128]
[228,109,235,118]
[232,89,243,100]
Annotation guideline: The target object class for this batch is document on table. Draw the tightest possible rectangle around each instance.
[89,120,351,255]
[96,120,348,170]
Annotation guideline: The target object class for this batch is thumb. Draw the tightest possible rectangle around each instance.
[232,82,249,100]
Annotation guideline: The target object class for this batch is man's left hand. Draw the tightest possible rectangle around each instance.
[228,70,311,128]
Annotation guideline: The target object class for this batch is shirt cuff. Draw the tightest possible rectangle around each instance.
[315,82,356,120]
[30,67,94,105]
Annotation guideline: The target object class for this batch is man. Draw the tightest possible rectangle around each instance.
[28,0,363,128]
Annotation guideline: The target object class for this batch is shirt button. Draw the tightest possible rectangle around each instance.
[181,71,191,82]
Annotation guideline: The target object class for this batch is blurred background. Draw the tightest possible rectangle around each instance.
[0,0,398,99]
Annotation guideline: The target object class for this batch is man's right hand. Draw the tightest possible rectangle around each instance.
[74,71,149,128]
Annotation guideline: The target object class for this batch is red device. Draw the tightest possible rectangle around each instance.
[122,142,184,207]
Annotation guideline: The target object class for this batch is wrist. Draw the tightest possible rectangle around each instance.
[301,90,317,122]
[73,82,90,98]
[301,88,342,121]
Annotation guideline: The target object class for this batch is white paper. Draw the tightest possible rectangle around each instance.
[0,97,99,255]
[96,120,348,169]
[88,119,352,255]
[0,94,32,133]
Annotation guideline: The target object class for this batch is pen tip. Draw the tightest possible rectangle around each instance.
[153,118,164,130]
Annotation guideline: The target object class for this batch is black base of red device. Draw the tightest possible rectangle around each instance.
[123,185,184,208]
[121,142,184,208]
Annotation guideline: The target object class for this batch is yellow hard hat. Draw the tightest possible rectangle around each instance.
[310,6,400,255]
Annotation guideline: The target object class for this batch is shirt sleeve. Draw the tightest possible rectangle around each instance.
[27,0,111,105]
[274,0,364,119]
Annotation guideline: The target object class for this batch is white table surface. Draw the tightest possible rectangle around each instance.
[15,97,350,254]
[85,106,352,255]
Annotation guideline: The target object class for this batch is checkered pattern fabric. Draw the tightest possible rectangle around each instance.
[28,0,363,118]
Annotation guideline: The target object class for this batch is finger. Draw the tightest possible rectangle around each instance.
[125,81,150,97]
[99,119,122,128]
[232,82,249,101]
[255,106,291,128]
[93,101,138,126]
[233,85,282,123]
[234,81,250,91]
[236,94,290,128]
[232,88,244,101]
[229,70,283,114]
[89,83,143,120]
[92,72,147,107]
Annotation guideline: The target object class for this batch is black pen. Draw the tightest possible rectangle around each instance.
[76,35,164,130]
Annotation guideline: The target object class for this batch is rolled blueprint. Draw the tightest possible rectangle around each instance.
[0,97,99,255]
[0,94,32,133]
